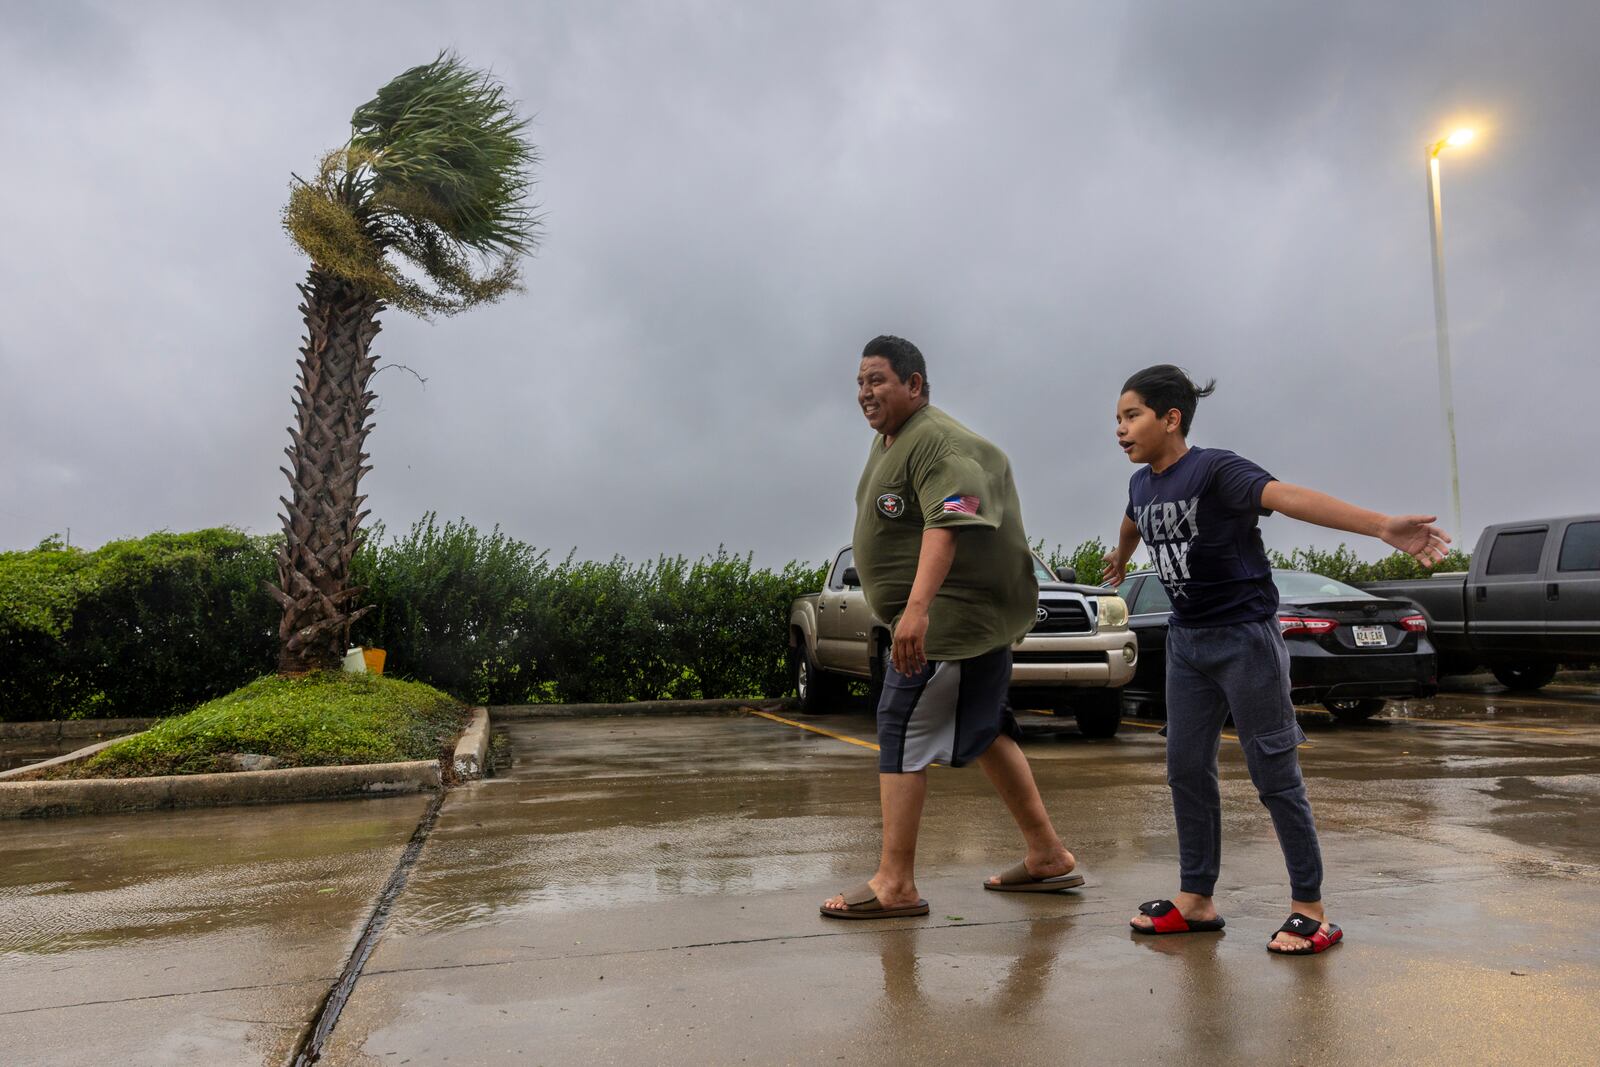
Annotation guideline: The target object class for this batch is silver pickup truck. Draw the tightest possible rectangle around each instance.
[789,546,1137,736]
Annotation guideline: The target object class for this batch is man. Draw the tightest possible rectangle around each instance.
[820,335,1082,919]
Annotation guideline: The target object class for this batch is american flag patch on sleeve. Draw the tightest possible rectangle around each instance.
[941,494,980,515]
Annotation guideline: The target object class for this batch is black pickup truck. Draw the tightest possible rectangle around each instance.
[1361,514,1600,690]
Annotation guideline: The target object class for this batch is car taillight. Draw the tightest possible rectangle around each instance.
[1278,615,1337,636]
[1399,614,1427,633]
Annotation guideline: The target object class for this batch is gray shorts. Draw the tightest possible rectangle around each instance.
[876,645,1021,773]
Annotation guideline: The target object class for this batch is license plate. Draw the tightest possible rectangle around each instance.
[1353,625,1387,648]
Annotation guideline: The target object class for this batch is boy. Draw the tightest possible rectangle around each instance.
[1103,365,1450,954]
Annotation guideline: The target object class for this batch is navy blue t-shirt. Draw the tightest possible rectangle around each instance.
[1125,447,1279,627]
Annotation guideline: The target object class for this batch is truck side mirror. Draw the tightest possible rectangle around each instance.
[1055,566,1077,583]
[842,567,860,587]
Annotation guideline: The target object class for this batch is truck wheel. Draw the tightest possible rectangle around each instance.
[1071,691,1123,739]
[1491,663,1558,692]
[794,648,844,714]
[1322,698,1386,723]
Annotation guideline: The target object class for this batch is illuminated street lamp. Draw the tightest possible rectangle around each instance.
[1425,127,1477,541]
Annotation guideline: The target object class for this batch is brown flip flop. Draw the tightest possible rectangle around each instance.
[820,882,930,920]
[983,860,1086,893]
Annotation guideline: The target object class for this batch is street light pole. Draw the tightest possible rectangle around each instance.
[1425,129,1473,541]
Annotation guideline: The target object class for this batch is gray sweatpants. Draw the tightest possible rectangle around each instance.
[1165,619,1324,902]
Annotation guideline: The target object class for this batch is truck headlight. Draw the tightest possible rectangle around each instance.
[1099,595,1128,629]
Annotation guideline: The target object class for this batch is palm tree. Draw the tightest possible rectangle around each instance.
[269,53,539,674]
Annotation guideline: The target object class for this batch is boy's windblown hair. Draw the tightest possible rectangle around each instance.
[1123,365,1216,436]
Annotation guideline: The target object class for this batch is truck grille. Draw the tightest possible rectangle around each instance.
[1013,650,1105,664]
[1033,600,1092,633]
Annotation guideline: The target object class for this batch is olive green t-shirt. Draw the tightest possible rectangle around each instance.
[852,405,1038,661]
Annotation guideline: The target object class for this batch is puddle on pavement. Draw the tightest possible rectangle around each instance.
[1,738,87,772]
[0,794,431,958]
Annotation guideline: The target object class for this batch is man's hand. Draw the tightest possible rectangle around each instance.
[892,606,930,676]
[1380,514,1453,567]
[1102,549,1127,587]
[894,527,956,677]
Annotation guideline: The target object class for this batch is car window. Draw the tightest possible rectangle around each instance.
[1557,521,1600,573]
[1485,529,1547,576]
[1031,554,1055,582]
[1133,577,1172,614]
[1270,571,1369,598]
[827,548,856,590]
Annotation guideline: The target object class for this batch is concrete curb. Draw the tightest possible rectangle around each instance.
[490,697,799,720]
[452,707,490,780]
[1,698,798,818]
[0,718,156,741]
[0,732,148,782]
[0,759,440,819]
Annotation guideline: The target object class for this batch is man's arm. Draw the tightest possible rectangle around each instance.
[1101,515,1141,587]
[892,527,957,675]
[1259,481,1452,566]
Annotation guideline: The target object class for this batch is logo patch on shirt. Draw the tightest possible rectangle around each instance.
[941,494,980,515]
[877,493,905,518]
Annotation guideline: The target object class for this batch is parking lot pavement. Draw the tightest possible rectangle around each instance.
[0,795,433,1065]
[322,695,1600,1066]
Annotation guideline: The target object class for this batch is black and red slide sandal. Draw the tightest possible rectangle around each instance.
[1268,912,1342,954]
[1130,898,1226,935]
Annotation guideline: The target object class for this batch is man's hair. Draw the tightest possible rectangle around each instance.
[1122,364,1216,436]
[862,335,930,398]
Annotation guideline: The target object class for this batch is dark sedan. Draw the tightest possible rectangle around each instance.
[1118,569,1438,722]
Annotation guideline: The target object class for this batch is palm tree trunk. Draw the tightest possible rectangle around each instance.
[268,269,382,674]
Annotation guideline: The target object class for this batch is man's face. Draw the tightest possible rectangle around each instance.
[858,356,922,436]
[1114,390,1179,464]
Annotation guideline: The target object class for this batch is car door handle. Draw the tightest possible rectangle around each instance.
[1547,583,1560,601]
[1476,586,1488,602]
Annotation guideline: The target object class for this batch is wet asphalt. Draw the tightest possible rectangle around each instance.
[3,680,1598,1065]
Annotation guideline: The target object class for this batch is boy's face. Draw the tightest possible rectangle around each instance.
[1115,390,1181,463]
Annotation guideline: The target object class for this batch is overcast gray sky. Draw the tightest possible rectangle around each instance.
[2,1,1596,567]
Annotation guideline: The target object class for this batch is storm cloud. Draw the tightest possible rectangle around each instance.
[2,1,1595,566]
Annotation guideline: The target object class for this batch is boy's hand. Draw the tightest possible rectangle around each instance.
[1102,549,1127,587]
[892,607,930,675]
[1380,515,1453,567]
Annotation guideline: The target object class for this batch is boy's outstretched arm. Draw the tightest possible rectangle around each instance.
[1102,515,1141,587]
[1259,482,1453,567]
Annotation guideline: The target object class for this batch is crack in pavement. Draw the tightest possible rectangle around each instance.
[289,791,445,1066]
[0,978,326,1017]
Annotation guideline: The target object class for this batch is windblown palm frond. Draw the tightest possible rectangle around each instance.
[283,52,540,317]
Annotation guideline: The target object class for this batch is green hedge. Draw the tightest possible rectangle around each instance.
[1264,543,1472,583]
[352,515,826,705]
[1,520,824,720]
[1,519,1463,722]
[0,530,279,722]
[1035,538,1471,589]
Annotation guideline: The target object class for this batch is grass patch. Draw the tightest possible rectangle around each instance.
[52,672,467,779]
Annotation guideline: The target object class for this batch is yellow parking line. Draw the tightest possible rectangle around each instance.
[750,708,1320,752]
[744,709,880,751]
